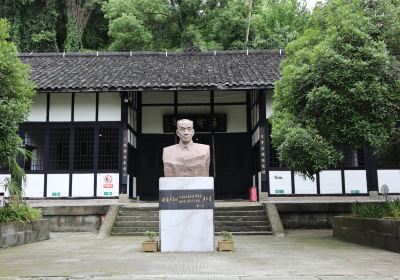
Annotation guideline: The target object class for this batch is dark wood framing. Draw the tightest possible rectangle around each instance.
[1,89,395,198]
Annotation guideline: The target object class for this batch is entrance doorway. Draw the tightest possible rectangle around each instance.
[136,132,252,200]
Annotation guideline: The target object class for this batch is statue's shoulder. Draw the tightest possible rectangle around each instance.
[163,144,179,153]
[193,143,210,152]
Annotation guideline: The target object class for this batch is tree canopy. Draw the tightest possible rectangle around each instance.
[0,0,310,51]
[270,0,400,178]
[0,19,35,180]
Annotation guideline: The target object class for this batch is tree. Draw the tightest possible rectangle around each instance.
[252,0,310,49]
[0,19,35,189]
[270,0,400,178]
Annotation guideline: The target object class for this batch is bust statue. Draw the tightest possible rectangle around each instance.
[162,119,210,177]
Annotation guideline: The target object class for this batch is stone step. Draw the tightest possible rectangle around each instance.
[111,231,273,236]
[111,226,159,233]
[118,216,159,222]
[215,221,268,227]
[118,211,159,216]
[214,206,264,211]
[119,206,159,211]
[214,210,265,216]
[214,216,266,221]
[215,226,271,232]
[114,221,159,227]
[216,231,273,236]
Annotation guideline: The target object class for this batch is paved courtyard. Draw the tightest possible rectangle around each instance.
[0,230,399,280]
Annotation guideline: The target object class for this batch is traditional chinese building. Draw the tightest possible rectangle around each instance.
[0,50,398,199]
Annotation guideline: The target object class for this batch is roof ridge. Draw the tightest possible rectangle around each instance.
[19,49,284,58]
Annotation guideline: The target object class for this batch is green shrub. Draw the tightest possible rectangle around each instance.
[352,201,400,219]
[388,199,400,219]
[0,203,42,223]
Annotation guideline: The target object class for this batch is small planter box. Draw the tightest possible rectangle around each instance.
[333,216,400,253]
[218,240,234,251]
[142,241,158,252]
[0,219,50,249]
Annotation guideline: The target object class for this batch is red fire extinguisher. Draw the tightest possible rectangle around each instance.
[249,186,257,202]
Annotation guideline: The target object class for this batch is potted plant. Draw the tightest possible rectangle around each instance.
[142,231,158,252]
[217,231,234,251]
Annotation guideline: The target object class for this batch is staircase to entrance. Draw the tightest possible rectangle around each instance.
[111,204,273,236]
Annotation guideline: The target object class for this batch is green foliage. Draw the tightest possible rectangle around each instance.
[0,202,42,223]
[220,231,233,241]
[252,0,310,49]
[270,0,400,178]
[352,200,400,219]
[0,19,35,187]
[145,230,157,242]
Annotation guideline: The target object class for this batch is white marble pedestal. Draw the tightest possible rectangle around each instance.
[159,177,214,252]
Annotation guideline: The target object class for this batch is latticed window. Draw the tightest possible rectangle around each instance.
[74,128,94,170]
[23,128,45,171]
[49,128,69,171]
[99,128,119,170]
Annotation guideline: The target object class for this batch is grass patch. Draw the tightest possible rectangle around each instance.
[0,203,42,223]
[352,199,400,219]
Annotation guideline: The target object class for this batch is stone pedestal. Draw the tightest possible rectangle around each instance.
[159,177,214,252]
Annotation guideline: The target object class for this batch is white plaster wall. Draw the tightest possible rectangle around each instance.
[74,93,96,121]
[47,174,69,197]
[269,171,292,194]
[319,170,343,194]
[178,106,210,114]
[294,173,317,194]
[97,173,119,197]
[258,171,262,195]
[214,91,246,103]
[252,127,259,146]
[23,174,44,197]
[98,92,121,121]
[72,174,94,197]
[344,170,368,194]
[178,91,210,103]
[142,106,174,133]
[265,90,274,118]
[132,177,137,197]
[0,174,11,196]
[49,93,72,122]
[214,105,246,132]
[27,94,47,122]
[377,169,400,193]
[142,91,174,104]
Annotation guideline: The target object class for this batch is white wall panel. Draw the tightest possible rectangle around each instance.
[98,92,121,121]
[344,170,367,194]
[214,105,246,132]
[265,91,274,118]
[294,173,317,194]
[74,93,96,121]
[72,174,94,197]
[269,171,292,195]
[27,94,47,122]
[178,91,210,103]
[251,127,259,146]
[97,173,119,197]
[49,93,72,122]
[142,106,174,133]
[214,91,246,103]
[0,174,11,196]
[47,174,69,197]
[23,174,44,197]
[132,177,137,197]
[378,169,400,193]
[319,170,343,194]
[142,91,173,104]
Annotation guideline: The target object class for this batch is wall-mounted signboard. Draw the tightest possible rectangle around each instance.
[163,114,227,133]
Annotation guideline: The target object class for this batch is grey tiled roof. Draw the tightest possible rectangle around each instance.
[20,50,283,92]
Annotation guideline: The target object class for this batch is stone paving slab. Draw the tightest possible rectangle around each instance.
[0,230,399,280]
